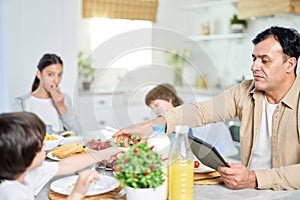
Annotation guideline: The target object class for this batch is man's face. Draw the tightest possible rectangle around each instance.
[251,35,291,93]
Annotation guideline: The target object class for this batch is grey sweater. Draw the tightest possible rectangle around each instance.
[11,93,81,134]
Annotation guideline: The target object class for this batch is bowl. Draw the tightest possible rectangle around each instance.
[44,134,64,151]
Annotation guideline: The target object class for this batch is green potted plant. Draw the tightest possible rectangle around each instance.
[77,51,95,91]
[114,143,166,200]
[165,48,191,86]
[230,14,248,33]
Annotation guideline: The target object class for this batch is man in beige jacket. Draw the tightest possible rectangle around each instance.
[113,26,300,190]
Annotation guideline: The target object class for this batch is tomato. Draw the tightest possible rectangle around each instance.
[194,160,200,168]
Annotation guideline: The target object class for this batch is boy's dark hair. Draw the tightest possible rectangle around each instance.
[0,112,46,183]
[252,26,300,74]
[145,83,183,107]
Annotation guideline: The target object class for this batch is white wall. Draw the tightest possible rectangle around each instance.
[1,0,82,112]
[0,0,9,112]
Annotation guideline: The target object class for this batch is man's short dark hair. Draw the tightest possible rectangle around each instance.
[252,26,300,74]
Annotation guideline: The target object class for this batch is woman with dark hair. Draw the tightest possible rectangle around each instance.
[11,53,79,133]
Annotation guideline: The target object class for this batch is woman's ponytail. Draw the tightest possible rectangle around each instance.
[31,76,40,92]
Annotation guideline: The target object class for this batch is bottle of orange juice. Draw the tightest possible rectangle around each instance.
[168,125,194,200]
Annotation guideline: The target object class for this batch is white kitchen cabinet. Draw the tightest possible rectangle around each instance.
[76,93,127,132]
[176,86,223,103]
[76,92,154,132]
[125,104,154,124]
[75,87,222,133]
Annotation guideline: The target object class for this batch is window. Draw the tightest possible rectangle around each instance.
[89,18,152,70]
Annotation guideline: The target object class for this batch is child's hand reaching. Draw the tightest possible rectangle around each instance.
[67,169,99,200]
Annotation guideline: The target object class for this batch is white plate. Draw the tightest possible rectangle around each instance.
[194,163,215,173]
[47,151,61,161]
[50,175,120,196]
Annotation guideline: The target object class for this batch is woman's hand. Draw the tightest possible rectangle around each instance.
[67,169,99,200]
[218,161,257,189]
[49,86,67,115]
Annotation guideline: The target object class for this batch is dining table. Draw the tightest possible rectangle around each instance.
[36,129,300,200]
[35,178,300,200]
[36,168,300,200]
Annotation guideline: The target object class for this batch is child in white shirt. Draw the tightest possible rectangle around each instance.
[0,112,121,200]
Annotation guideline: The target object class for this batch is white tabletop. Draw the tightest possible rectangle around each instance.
[36,180,300,200]
[194,184,300,200]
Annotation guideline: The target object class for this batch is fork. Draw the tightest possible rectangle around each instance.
[111,187,127,199]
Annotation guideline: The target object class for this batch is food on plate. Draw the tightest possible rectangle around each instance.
[52,143,87,159]
[44,134,58,141]
[194,160,200,168]
[60,131,75,138]
[87,139,112,150]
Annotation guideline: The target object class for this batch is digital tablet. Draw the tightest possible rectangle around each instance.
[188,134,229,170]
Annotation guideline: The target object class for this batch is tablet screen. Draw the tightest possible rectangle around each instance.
[188,134,229,170]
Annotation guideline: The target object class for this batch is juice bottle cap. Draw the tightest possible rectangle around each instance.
[175,125,189,133]
[152,125,166,132]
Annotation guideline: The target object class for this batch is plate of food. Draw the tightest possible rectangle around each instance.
[47,143,88,160]
[50,174,120,196]
[47,151,61,161]
[44,134,64,151]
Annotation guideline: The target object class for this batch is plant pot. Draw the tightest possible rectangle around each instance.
[231,24,244,33]
[126,184,166,200]
[82,82,91,91]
